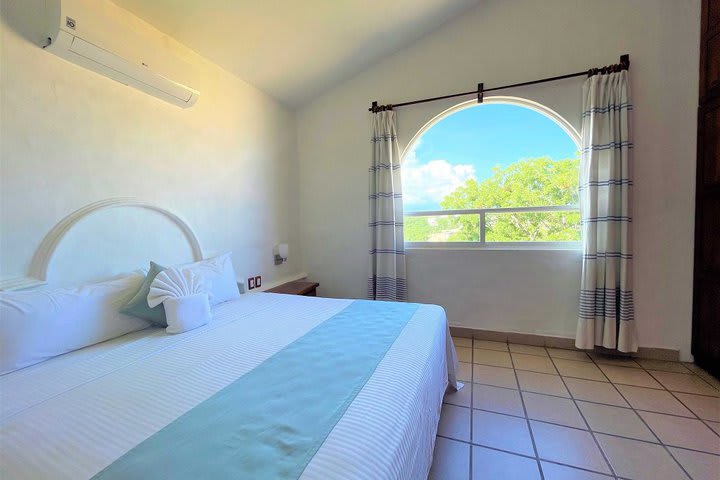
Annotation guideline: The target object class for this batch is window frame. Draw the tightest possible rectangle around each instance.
[401,96,582,250]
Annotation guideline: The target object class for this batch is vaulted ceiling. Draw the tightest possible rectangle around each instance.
[113,0,480,107]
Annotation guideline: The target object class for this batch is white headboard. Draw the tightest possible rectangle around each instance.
[0,198,203,290]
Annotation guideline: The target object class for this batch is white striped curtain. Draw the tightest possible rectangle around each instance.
[368,110,407,301]
[576,70,638,352]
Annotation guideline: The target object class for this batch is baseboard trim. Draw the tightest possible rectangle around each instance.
[449,326,679,361]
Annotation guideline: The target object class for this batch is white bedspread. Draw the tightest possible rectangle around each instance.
[0,293,458,480]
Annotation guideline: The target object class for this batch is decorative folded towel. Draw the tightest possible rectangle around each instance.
[148,268,211,334]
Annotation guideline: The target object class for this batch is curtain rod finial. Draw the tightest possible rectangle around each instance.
[620,54,630,68]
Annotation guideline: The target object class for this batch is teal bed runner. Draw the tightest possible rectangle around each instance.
[93,300,420,480]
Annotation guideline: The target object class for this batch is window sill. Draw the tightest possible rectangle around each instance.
[405,242,582,251]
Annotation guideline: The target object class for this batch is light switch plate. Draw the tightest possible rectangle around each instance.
[248,277,255,290]
[255,275,262,288]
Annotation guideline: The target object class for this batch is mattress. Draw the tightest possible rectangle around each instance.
[0,293,458,479]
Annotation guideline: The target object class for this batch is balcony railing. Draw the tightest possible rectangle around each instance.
[404,205,581,248]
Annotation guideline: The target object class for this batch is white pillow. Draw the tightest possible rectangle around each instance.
[0,274,151,375]
[148,267,211,334]
[176,253,240,306]
[163,294,211,334]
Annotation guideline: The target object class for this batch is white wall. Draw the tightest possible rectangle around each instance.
[297,0,701,359]
[0,0,301,286]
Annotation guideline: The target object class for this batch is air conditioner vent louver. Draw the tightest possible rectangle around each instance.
[43,0,199,108]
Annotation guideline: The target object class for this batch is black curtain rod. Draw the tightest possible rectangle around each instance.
[369,54,629,112]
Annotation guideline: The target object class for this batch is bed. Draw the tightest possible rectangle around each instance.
[1,289,458,479]
[0,199,458,479]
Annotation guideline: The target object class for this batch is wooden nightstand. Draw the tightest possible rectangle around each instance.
[266,280,319,296]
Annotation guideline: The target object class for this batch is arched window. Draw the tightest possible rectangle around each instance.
[402,97,581,247]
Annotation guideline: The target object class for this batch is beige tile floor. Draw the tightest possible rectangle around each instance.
[429,337,720,480]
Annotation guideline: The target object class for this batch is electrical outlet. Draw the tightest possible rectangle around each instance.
[248,277,255,290]
[254,275,262,288]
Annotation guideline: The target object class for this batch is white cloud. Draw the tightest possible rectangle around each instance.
[402,142,475,208]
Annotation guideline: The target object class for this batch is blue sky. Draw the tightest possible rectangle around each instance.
[403,104,579,211]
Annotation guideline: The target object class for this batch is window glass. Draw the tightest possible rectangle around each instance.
[403,102,580,244]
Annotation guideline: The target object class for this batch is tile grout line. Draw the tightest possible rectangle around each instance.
[507,346,546,480]
[592,351,720,443]
[642,368,720,442]
[613,360,720,440]
[458,335,715,383]
[468,343,474,480]
[455,340,720,461]
[675,363,720,391]
[540,458,618,479]
[585,351,695,480]
[437,433,536,459]
[467,345,720,399]
[600,362,718,392]
[453,352,720,456]
[442,404,720,459]
[466,378,716,421]
[467,337,717,388]
[436,433,619,479]
[545,348,617,478]
[697,373,720,391]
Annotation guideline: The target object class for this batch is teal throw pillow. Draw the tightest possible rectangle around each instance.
[120,261,167,326]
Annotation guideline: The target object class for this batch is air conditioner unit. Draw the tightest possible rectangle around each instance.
[42,0,199,108]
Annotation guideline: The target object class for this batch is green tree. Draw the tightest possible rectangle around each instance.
[440,157,580,241]
[404,157,581,242]
[404,216,436,242]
